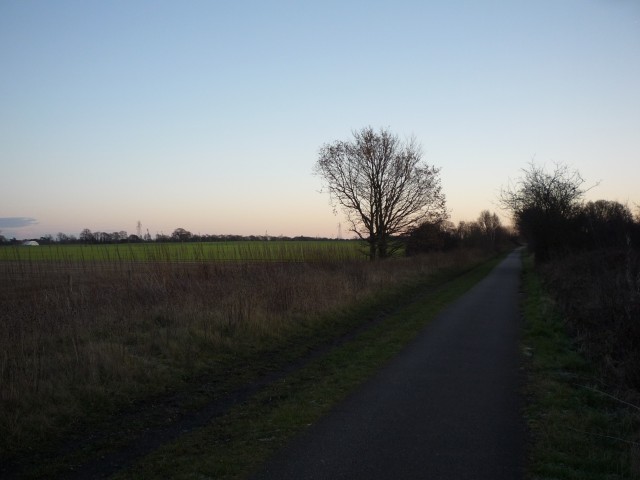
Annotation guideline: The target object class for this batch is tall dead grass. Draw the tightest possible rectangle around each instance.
[0,248,486,458]
[540,246,640,391]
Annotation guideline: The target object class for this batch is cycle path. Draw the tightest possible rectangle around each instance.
[252,250,525,479]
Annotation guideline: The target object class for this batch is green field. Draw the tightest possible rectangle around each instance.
[0,240,367,263]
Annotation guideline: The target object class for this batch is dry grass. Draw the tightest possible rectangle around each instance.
[540,246,640,391]
[0,247,486,459]
[523,253,640,479]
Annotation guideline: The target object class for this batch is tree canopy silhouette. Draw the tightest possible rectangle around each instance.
[315,127,446,259]
[499,162,589,261]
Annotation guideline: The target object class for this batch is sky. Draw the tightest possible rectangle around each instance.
[1,0,639,240]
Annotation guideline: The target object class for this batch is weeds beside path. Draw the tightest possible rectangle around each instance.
[522,254,640,479]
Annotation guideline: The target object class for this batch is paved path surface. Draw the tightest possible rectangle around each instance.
[252,250,525,480]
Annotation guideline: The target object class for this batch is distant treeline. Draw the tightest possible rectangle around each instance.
[0,227,344,246]
[405,210,517,255]
[2,212,517,253]
[1,211,521,254]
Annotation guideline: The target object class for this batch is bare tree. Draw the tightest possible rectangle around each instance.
[79,228,94,243]
[477,210,502,246]
[499,162,591,261]
[315,127,447,259]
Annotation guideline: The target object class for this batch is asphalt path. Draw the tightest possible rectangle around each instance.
[252,250,525,479]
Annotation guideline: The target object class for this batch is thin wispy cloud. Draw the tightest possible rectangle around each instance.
[0,217,38,228]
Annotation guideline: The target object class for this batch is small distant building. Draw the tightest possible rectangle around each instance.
[22,240,39,246]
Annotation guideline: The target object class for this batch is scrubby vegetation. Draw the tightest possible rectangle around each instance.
[500,162,640,477]
[522,255,640,479]
[540,248,640,391]
[500,162,640,391]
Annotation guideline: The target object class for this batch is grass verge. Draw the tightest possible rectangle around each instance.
[521,253,640,479]
[105,255,505,479]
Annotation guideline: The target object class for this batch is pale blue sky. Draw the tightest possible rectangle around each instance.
[1,0,639,239]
